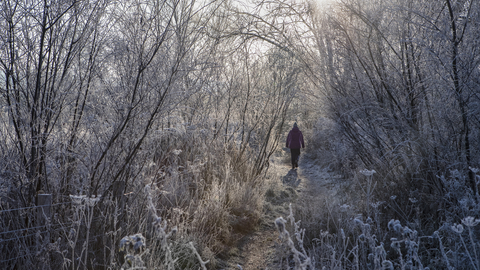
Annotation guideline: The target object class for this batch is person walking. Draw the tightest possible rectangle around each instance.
[286,122,305,169]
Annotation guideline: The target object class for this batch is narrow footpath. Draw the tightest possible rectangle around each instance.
[221,152,343,269]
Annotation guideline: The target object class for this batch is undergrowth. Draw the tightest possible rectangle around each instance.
[0,126,265,269]
[274,165,480,269]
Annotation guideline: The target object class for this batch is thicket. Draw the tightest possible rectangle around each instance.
[276,151,480,269]
[2,0,480,269]
[271,0,480,268]
[0,0,300,268]
[307,0,480,236]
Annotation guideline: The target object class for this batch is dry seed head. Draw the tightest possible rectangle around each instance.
[359,169,376,176]
[354,218,364,226]
[340,204,350,212]
[451,223,464,234]
[359,234,366,242]
[70,195,86,205]
[382,260,394,270]
[390,239,400,250]
[462,216,480,227]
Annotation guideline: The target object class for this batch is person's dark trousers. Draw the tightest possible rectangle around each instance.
[290,148,300,168]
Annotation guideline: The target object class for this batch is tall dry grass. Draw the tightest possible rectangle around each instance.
[0,124,266,269]
[111,126,266,269]
[270,121,480,270]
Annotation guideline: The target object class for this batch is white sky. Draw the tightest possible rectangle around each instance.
[312,0,336,9]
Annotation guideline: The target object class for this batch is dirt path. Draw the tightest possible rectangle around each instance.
[220,153,335,269]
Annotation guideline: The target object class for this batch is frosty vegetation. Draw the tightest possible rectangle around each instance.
[1,0,480,269]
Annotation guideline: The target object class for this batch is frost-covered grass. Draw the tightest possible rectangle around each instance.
[118,185,209,270]
[112,128,266,269]
[273,160,480,269]
[264,117,480,269]
[0,126,265,269]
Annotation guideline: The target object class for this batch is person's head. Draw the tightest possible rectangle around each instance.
[293,122,298,128]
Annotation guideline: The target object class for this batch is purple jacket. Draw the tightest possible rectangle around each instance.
[286,127,305,149]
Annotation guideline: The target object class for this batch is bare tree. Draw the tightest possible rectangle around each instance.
[0,0,110,204]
